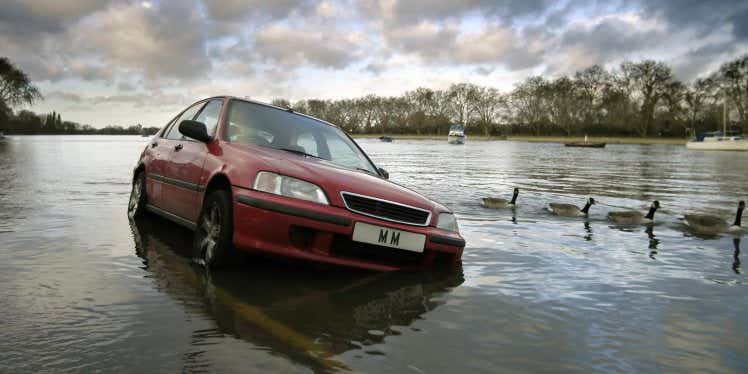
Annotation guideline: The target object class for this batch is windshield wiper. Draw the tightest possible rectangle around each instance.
[278,147,323,159]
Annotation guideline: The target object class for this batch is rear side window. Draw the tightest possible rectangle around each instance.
[165,102,205,140]
[193,99,223,137]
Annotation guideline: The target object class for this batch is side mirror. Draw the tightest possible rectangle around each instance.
[179,120,211,143]
[378,167,389,179]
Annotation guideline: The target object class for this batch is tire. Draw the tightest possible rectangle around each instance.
[194,190,235,269]
[128,172,147,219]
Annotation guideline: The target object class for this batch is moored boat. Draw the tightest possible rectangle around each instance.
[447,124,465,144]
[687,90,748,151]
[686,131,748,151]
[564,142,606,148]
[564,135,605,148]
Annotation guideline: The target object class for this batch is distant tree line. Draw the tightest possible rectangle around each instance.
[271,56,748,138]
[2,108,159,135]
[3,55,748,137]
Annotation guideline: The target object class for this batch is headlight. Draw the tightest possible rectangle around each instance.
[436,212,459,232]
[253,171,329,205]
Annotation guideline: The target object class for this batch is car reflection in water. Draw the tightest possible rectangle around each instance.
[130,216,464,372]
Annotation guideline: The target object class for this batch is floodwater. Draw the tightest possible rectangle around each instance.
[1,135,746,372]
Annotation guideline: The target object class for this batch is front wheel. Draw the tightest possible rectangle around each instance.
[128,172,147,219]
[195,190,235,268]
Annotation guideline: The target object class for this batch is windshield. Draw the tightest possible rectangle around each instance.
[225,100,378,174]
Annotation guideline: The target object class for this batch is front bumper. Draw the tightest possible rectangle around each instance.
[232,187,465,271]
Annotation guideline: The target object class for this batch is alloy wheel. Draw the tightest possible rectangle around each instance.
[128,177,142,218]
[199,203,222,264]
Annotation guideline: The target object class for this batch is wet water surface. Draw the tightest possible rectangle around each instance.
[1,136,746,372]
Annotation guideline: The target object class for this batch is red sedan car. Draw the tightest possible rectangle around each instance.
[128,96,465,271]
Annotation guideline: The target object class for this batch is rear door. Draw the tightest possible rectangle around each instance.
[164,99,224,222]
[146,117,178,209]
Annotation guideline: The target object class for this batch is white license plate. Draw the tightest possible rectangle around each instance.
[352,222,425,253]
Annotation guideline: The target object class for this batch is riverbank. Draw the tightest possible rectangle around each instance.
[354,134,687,145]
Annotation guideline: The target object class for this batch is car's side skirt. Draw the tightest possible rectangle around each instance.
[146,204,197,230]
[147,173,205,192]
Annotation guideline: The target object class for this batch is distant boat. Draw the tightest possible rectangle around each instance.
[686,132,748,151]
[687,90,748,151]
[565,142,606,148]
[448,124,465,144]
[379,136,394,142]
[564,135,605,148]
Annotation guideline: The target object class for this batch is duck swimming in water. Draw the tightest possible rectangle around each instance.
[608,200,660,225]
[481,188,519,209]
[549,197,595,217]
[684,200,744,235]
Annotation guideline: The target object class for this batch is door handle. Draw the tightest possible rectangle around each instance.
[151,142,158,148]
[174,144,183,151]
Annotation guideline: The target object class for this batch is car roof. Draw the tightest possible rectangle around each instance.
[203,95,340,129]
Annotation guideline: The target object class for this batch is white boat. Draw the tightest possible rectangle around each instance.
[686,91,748,151]
[448,124,465,144]
[686,133,748,151]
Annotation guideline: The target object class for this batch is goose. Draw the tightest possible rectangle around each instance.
[684,200,744,234]
[481,188,519,209]
[549,197,595,217]
[607,200,660,225]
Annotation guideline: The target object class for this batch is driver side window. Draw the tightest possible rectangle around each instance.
[193,99,223,137]
[165,102,205,140]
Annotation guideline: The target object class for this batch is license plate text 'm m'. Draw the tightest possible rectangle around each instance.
[352,222,426,253]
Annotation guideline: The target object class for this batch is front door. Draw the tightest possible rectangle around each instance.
[163,99,224,222]
[157,101,205,220]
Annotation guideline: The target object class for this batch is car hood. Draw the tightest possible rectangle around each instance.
[247,146,448,213]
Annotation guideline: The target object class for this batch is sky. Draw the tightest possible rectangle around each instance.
[1,0,747,128]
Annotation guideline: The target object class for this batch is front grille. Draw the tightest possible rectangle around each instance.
[341,192,431,226]
[330,235,425,267]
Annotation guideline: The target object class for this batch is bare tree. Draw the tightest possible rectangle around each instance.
[447,83,479,127]
[574,65,612,127]
[473,87,505,136]
[619,60,675,136]
[657,80,686,135]
[546,76,586,135]
[712,55,748,132]
[509,76,549,135]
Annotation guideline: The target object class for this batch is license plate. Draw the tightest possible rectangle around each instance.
[352,222,425,253]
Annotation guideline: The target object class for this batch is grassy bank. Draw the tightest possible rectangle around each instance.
[354,134,687,145]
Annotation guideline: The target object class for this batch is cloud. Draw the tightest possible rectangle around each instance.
[363,0,554,27]
[68,1,211,81]
[381,23,544,71]
[637,0,748,40]
[0,0,113,37]
[382,22,459,60]
[548,14,667,73]
[202,0,309,22]
[117,82,136,92]
[252,23,362,69]
[46,91,83,103]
